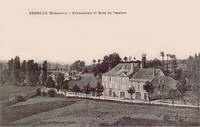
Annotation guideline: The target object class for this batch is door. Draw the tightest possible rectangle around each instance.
[144,93,148,101]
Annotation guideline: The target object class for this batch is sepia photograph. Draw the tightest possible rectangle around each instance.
[0,0,200,126]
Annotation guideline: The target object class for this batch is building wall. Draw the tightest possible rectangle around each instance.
[102,76,148,101]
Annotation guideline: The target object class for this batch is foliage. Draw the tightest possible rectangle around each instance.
[47,89,57,97]
[24,60,41,85]
[160,51,165,64]
[147,58,162,68]
[45,77,55,88]
[83,83,91,96]
[13,56,20,85]
[192,83,200,107]
[35,88,41,96]
[142,53,146,68]
[56,73,65,90]
[63,81,69,91]
[70,60,85,72]
[123,57,128,61]
[96,82,104,96]
[71,84,81,94]
[127,87,135,100]
[93,52,121,76]
[42,60,48,85]
[41,91,47,96]
[168,89,181,106]
[176,81,188,100]
[143,81,154,103]
[15,95,26,102]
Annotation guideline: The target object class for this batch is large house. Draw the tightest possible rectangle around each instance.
[102,62,178,101]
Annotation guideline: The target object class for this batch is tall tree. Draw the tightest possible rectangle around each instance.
[123,57,128,62]
[128,87,135,102]
[84,83,91,97]
[8,58,14,84]
[193,83,200,108]
[93,59,96,66]
[13,56,20,85]
[100,52,121,73]
[98,59,101,63]
[42,60,48,85]
[70,60,86,72]
[56,73,65,91]
[143,81,154,103]
[166,54,170,71]
[168,89,180,106]
[63,80,69,91]
[20,60,26,84]
[142,53,146,68]
[160,52,165,65]
[25,60,34,85]
[96,82,104,98]
[176,81,188,101]
[45,76,55,88]
[32,63,41,85]
[71,84,81,95]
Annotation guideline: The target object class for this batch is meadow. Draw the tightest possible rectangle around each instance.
[1,96,199,126]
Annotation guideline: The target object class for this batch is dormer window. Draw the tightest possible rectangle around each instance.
[120,71,127,77]
[143,73,146,77]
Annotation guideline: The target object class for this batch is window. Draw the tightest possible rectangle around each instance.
[162,79,165,83]
[122,85,124,90]
[138,83,140,90]
[158,85,161,91]
[109,77,111,81]
[109,90,112,96]
[162,85,164,91]
[120,92,125,97]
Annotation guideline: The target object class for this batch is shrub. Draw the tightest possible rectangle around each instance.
[47,89,57,97]
[15,95,26,102]
[35,88,41,96]
[21,83,27,86]
[41,91,47,96]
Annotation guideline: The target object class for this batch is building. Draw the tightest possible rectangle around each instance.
[129,68,165,101]
[151,76,178,99]
[102,62,178,101]
[102,62,140,98]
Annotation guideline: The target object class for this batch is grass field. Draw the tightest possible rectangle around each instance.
[0,83,40,101]
[1,96,199,126]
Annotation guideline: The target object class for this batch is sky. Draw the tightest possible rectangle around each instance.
[0,0,200,65]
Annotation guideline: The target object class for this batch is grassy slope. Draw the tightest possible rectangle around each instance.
[68,74,102,89]
[0,96,76,126]
[0,83,40,101]
[2,96,199,126]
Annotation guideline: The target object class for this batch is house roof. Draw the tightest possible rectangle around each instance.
[151,76,178,89]
[130,68,163,82]
[102,62,140,77]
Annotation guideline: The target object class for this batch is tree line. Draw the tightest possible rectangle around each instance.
[1,56,47,86]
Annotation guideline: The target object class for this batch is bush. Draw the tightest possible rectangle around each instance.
[41,91,47,96]
[47,89,57,97]
[35,88,41,96]
[21,83,27,86]
[15,95,26,102]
